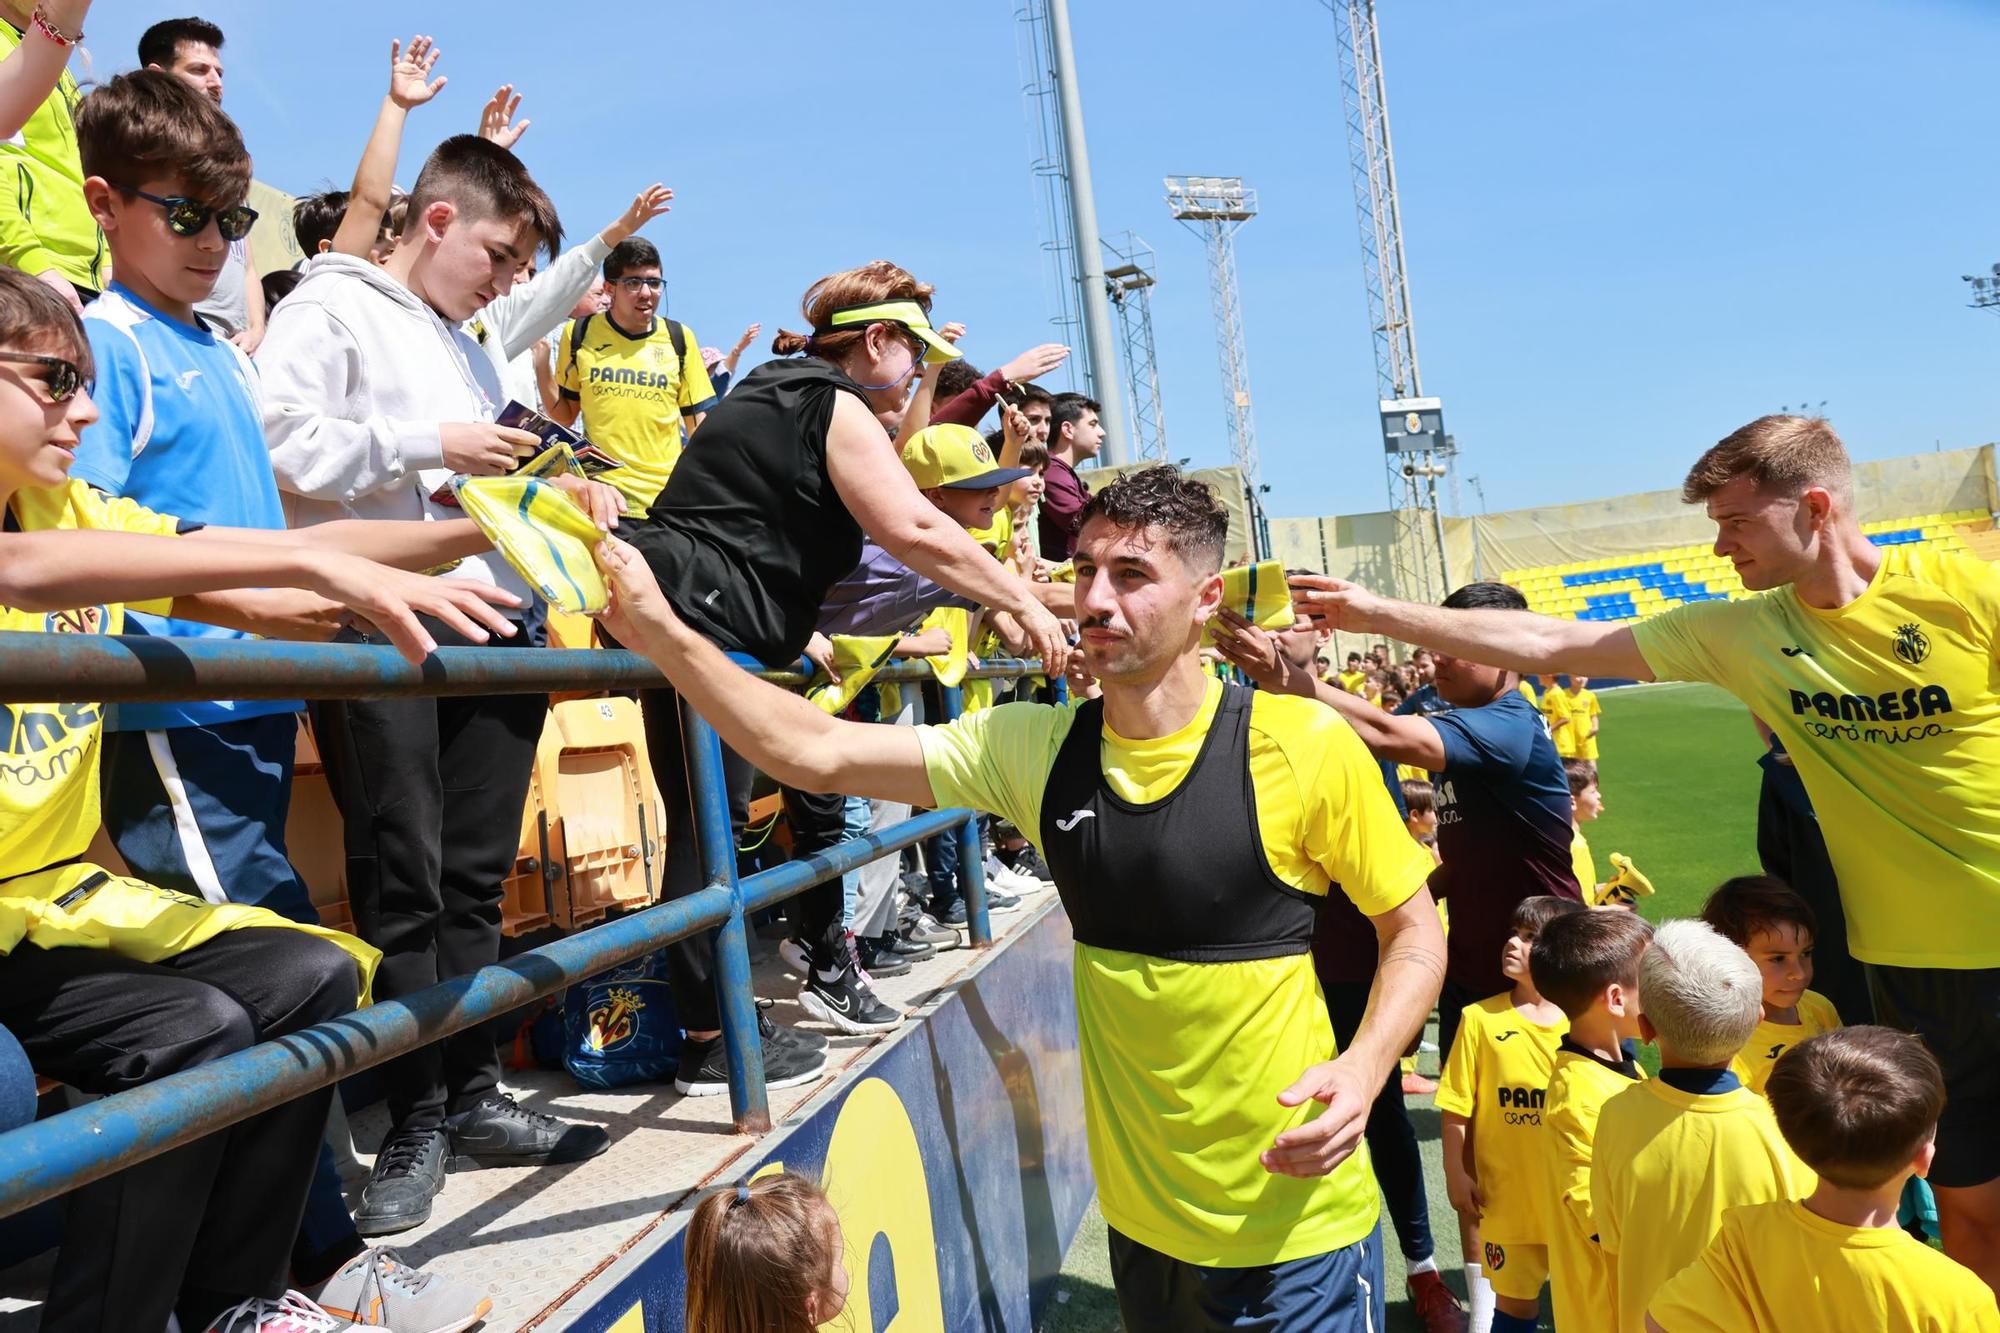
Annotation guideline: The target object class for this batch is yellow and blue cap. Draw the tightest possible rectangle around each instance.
[901,424,1031,491]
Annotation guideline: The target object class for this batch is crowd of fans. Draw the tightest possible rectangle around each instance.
[0,8,1996,1333]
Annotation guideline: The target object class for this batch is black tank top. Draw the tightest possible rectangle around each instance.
[625,357,869,664]
[1037,684,1321,963]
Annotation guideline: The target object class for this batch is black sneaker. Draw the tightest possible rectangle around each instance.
[986,888,1024,914]
[930,898,968,929]
[853,936,912,978]
[1001,845,1056,885]
[354,1126,447,1236]
[445,1092,610,1169]
[756,997,829,1054]
[674,1032,828,1098]
[875,930,936,961]
[799,965,903,1035]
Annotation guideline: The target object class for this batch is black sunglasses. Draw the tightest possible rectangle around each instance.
[115,185,259,242]
[0,351,88,402]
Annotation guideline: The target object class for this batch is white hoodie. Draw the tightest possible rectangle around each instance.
[258,252,529,610]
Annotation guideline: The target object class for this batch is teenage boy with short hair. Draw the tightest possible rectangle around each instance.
[1595,920,1812,1333]
[1647,1026,1999,1333]
[260,134,615,1236]
[549,235,716,512]
[1531,907,1654,1333]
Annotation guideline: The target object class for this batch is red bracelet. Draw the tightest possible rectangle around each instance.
[29,6,80,47]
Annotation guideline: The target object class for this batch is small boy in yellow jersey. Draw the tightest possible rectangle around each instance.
[1565,760,1654,910]
[1531,907,1655,1333]
[1648,1026,2000,1333]
[1699,876,1842,1095]
[1595,920,1813,1333]
[1566,674,1602,761]
[1538,674,1576,757]
[1438,895,1586,1333]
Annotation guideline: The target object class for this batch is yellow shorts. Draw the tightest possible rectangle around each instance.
[1478,1239,1549,1301]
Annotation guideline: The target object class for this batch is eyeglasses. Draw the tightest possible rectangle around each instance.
[114,185,259,242]
[614,276,664,293]
[0,351,89,402]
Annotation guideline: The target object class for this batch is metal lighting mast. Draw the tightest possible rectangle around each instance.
[1103,232,1169,462]
[1014,0,1131,463]
[1328,0,1450,602]
[1964,263,2000,313]
[1165,175,1262,490]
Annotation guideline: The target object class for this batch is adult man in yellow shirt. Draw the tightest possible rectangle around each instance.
[1566,674,1602,761]
[1292,414,2000,1290]
[598,466,1446,1331]
[550,236,716,512]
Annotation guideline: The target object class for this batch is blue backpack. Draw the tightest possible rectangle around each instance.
[562,950,682,1090]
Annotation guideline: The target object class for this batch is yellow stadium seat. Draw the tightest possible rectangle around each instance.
[549,697,668,930]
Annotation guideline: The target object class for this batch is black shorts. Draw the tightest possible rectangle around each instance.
[1869,963,2000,1189]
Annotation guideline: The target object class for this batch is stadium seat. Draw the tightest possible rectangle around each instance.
[547,697,668,930]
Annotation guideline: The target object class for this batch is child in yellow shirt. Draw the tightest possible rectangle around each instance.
[1595,920,1813,1333]
[1437,895,1585,1333]
[1648,1026,1998,1333]
[1532,907,1655,1333]
[1699,876,1842,1095]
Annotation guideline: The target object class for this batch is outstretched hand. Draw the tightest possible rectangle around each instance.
[591,536,673,649]
[313,554,522,665]
[1261,1055,1375,1179]
[1000,343,1069,384]
[477,84,531,149]
[1289,573,1380,634]
[1210,608,1314,696]
[388,35,447,109]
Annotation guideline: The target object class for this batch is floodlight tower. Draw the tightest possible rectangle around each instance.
[1964,264,2000,314]
[1103,232,1169,462]
[1327,0,1451,603]
[1165,175,1262,490]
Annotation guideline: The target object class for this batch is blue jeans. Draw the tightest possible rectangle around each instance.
[839,795,871,925]
[924,827,960,913]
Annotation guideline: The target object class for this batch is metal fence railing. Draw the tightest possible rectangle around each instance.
[0,633,1043,1218]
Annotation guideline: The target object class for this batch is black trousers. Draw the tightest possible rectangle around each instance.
[640,687,846,1031]
[1324,979,1436,1263]
[0,928,356,1332]
[312,622,545,1134]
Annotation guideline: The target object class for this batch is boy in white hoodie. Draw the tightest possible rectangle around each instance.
[258,133,615,1236]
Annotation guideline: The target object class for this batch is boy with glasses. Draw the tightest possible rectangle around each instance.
[550,235,717,512]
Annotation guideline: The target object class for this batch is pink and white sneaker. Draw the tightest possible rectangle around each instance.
[202,1291,343,1333]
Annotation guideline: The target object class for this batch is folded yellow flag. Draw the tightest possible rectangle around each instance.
[807,634,902,715]
[453,474,608,614]
[0,862,381,1005]
[922,606,972,687]
[1201,559,1294,646]
[1597,852,1656,908]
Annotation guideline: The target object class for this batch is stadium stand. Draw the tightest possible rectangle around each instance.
[1500,509,1994,623]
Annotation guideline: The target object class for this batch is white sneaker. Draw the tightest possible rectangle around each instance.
[202,1292,342,1333]
[310,1246,493,1332]
[983,859,1043,896]
[777,935,811,975]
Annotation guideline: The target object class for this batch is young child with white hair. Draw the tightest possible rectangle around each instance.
[1591,918,1814,1333]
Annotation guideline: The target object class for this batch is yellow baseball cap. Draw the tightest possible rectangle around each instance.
[901,424,1031,491]
[819,299,961,365]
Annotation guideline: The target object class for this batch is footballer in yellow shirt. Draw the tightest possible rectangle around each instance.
[1435,991,1566,1297]
[1647,1198,2000,1333]
[1566,678,1602,761]
[1595,1077,1813,1333]
[1544,1046,1645,1333]
[1733,989,1842,1096]
[1538,677,1576,758]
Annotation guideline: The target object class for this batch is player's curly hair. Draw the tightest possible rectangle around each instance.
[1080,465,1228,573]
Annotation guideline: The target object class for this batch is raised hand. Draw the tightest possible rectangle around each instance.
[1289,572,1379,633]
[477,84,531,150]
[602,183,673,247]
[388,35,446,110]
[731,323,762,355]
[999,343,1069,384]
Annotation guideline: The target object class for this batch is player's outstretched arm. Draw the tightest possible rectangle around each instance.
[1261,887,1446,1178]
[594,536,939,808]
[1290,574,1653,681]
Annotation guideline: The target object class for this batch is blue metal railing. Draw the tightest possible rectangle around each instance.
[0,633,1045,1215]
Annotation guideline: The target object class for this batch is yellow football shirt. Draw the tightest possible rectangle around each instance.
[555,313,717,511]
[1568,687,1601,760]
[1518,680,1537,703]
[918,679,1436,1266]
[1,480,181,879]
[1595,1079,1813,1333]
[1631,547,2000,967]
[1337,668,1366,694]
[1649,1199,2000,1333]
[1544,1048,1645,1333]
[1434,992,1567,1243]
[1541,683,1577,758]
[1732,990,1842,1096]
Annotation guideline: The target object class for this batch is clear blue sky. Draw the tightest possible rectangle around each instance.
[87,1,2000,519]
